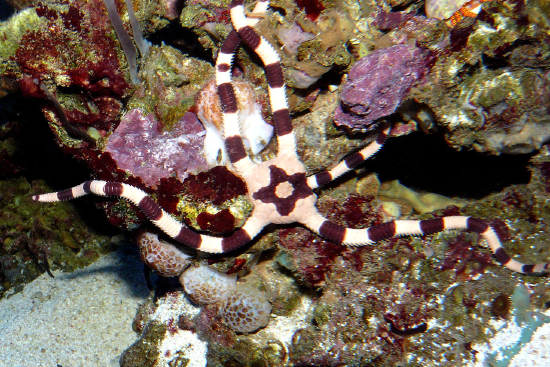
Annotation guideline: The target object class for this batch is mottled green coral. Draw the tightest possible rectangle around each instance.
[0,8,42,75]
[127,45,213,130]
[379,179,467,214]
[120,321,167,366]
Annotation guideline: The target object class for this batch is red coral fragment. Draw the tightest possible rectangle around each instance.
[196,209,236,234]
[278,227,344,287]
[62,5,83,32]
[194,304,235,348]
[441,233,494,277]
[226,258,247,275]
[157,177,186,214]
[536,161,550,193]
[183,166,248,206]
[295,0,325,21]
[35,3,58,21]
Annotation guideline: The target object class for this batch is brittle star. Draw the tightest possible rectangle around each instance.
[33,0,549,275]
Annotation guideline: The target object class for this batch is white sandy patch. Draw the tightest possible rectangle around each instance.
[0,249,149,367]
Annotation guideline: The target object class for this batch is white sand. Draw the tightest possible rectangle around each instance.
[0,248,149,367]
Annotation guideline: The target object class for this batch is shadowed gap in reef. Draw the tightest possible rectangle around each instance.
[363,131,533,200]
[6,92,120,236]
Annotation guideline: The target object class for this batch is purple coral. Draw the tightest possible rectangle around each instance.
[334,44,434,131]
[105,110,208,187]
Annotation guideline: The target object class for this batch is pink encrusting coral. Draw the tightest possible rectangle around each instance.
[334,44,435,131]
[105,110,208,187]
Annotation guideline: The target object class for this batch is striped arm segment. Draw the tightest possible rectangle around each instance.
[301,213,550,274]
[216,1,269,173]
[307,127,389,189]
[32,180,266,254]
[217,32,254,172]
[230,0,297,157]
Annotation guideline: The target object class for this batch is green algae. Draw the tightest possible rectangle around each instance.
[42,108,86,150]
[177,194,253,233]
[120,321,167,366]
[180,5,216,29]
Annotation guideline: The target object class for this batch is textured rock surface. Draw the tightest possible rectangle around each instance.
[3,0,550,366]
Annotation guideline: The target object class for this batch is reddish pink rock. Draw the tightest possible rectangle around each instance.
[105,109,207,187]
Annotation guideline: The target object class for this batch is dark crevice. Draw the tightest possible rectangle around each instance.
[362,131,533,199]
[0,0,14,21]
[9,93,90,185]
[481,53,510,70]
[7,92,119,236]
[147,22,215,64]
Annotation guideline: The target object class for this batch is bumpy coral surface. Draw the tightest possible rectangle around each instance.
[13,0,131,141]
[179,263,236,305]
[410,0,550,154]
[218,282,272,333]
[136,232,191,277]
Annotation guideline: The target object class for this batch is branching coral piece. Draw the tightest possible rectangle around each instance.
[33,0,550,275]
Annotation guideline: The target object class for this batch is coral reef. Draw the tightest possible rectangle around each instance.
[134,233,272,334]
[0,177,112,299]
[180,263,236,304]
[218,282,272,333]
[137,232,191,277]
[14,1,131,136]
[174,165,253,234]
[411,0,550,154]
[3,0,550,366]
[483,284,550,366]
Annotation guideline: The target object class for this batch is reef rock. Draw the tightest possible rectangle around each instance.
[105,109,208,187]
[334,44,434,132]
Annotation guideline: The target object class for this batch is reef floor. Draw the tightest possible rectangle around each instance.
[0,243,149,367]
